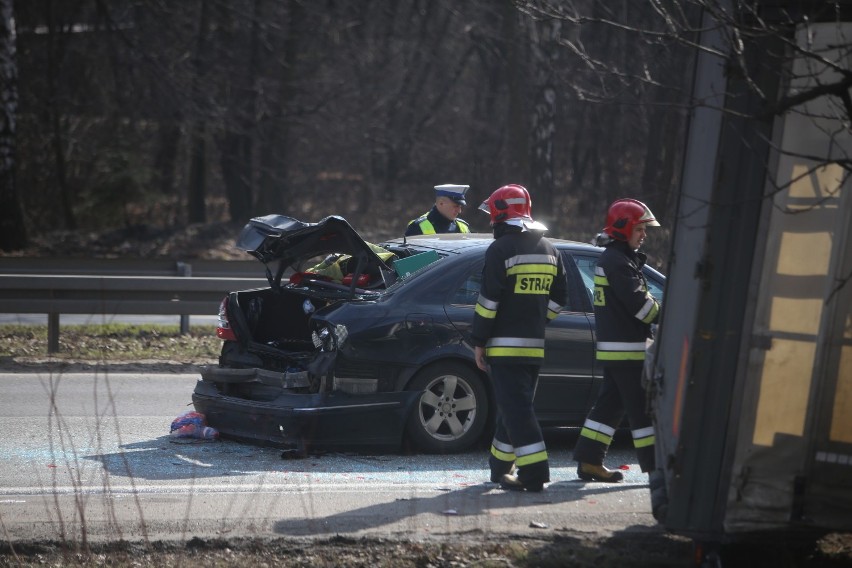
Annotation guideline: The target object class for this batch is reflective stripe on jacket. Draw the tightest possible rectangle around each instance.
[405,207,470,236]
[593,241,659,364]
[471,230,569,364]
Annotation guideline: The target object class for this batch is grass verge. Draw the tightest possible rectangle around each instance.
[0,324,221,363]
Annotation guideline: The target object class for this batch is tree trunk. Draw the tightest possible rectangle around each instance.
[0,0,26,250]
[504,4,528,181]
[530,18,560,214]
[217,0,266,223]
[220,131,252,223]
[186,0,212,224]
[187,126,207,224]
[255,0,303,214]
[45,0,75,230]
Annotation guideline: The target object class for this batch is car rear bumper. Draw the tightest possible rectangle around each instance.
[191,379,420,450]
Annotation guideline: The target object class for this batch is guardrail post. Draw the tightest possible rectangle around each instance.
[177,262,192,334]
[47,312,60,353]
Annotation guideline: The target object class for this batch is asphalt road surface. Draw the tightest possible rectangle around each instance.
[0,371,658,544]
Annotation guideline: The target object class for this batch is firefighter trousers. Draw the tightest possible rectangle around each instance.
[488,363,549,487]
[573,365,655,472]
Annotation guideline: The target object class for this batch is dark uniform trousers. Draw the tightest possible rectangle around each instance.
[488,363,549,486]
[573,365,655,472]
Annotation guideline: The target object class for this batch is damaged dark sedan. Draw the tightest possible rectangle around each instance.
[191,214,665,454]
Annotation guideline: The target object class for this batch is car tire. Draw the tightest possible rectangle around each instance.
[406,361,489,453]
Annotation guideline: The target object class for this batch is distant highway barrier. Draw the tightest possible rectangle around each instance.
[0,258,265,353]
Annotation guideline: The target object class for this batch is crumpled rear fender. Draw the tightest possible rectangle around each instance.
[192,379,421,450]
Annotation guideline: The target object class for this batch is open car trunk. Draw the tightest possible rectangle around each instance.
[192,215,435,449]
[209,286,345,390]
[207,215,397,385]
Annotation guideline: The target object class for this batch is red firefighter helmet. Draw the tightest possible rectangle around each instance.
[478,184,547,231]
[603,198,660,241]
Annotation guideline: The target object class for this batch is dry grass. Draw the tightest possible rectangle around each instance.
[0,324,220,366]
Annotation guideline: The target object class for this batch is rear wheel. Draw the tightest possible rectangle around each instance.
[406,362,489,453]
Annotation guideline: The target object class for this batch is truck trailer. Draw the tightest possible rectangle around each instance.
[648,5,852,566]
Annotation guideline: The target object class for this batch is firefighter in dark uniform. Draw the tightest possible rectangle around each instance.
[573,198,661,482]
[472,184,569,492]
[405,184,471,236]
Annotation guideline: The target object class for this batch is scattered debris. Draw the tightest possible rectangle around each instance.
[170,410,219,440]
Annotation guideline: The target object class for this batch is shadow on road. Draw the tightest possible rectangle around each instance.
[83,436,268,481]
[85,427,637,482]
[272,478,646,537]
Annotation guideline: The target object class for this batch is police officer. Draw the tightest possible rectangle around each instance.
[573,198,661,482]
[404,184,471,236]
[472,184,569,492]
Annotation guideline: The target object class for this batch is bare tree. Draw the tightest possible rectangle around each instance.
[530,16,561,213]
[186,0,212,225]
[254,0,305,216]
[216,0,261,223]
[0,0,26,250]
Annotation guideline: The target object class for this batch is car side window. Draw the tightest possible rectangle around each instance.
[572,254,598,308]
[644,273,664,302]
[451,271,482,305]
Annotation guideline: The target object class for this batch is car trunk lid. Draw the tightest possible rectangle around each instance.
[236,214,396,293]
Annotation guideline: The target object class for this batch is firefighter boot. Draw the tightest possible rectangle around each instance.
[577,462,624,483]
[499,472,544,493]
[490,463,516,483]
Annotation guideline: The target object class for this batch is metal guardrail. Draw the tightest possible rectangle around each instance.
[0,258,266,353]
[0,257,259,276]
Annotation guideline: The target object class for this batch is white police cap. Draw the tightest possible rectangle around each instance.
[434,184,469,205]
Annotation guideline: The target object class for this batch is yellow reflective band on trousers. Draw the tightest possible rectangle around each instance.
[580,426,614,445]
[632,426,655,448]
[514,441,548,467]
[516,450,548,467]
[490,445,516,463]
[595,351,645,361]
[596,351,646,361]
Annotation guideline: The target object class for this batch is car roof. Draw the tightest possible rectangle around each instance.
[380,232,666,283]
[380,232,603,254]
